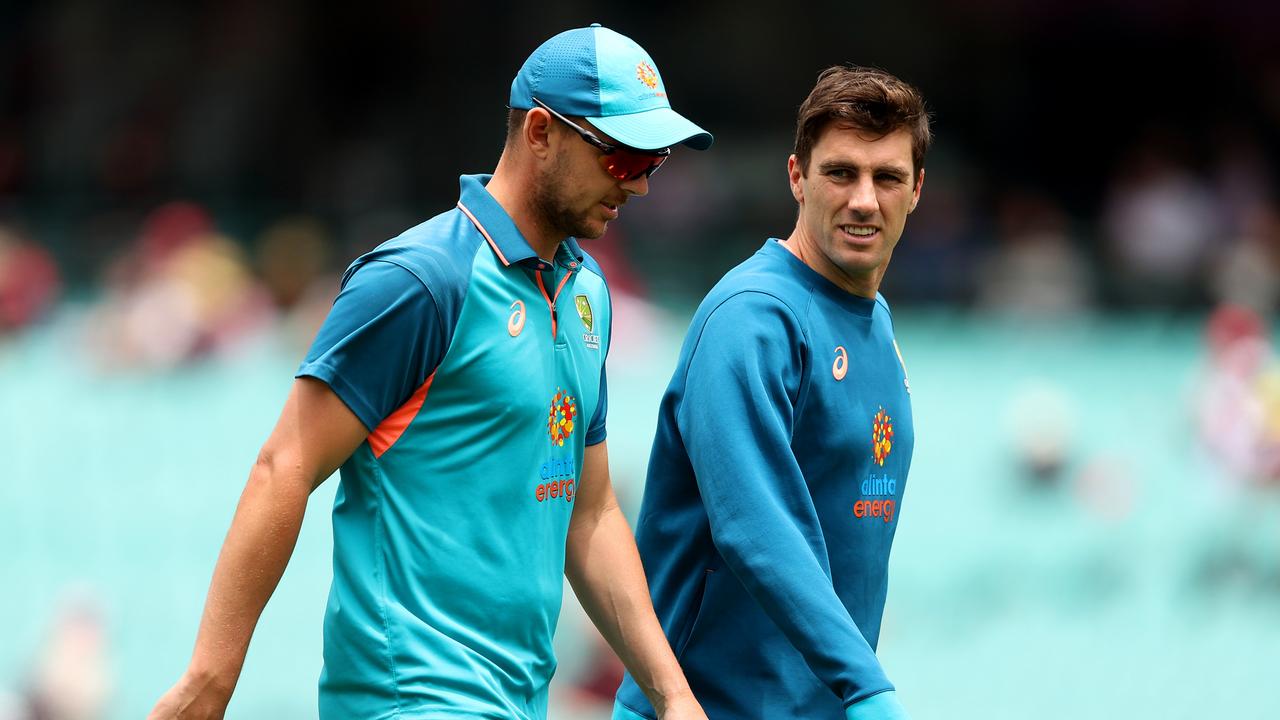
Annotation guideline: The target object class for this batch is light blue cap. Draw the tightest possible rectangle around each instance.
[509,24,713,151]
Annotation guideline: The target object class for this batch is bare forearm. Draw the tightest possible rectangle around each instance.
[184,460,312,692]
[150,378,365,719]
[565,503,692,712]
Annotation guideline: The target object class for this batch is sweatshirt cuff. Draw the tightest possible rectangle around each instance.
[612,699,655,720]
[845,690,910,720]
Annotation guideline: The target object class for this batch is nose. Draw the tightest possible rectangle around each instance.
[848,176,877,218]
[620,172,650,198]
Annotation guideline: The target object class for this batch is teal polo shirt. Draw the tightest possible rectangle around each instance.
[297,174,612,719]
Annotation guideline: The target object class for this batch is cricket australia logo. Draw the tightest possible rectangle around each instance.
[575,294,600,350]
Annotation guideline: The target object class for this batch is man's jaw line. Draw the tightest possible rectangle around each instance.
[785,223,885,299]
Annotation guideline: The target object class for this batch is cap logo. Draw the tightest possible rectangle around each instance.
[636,61,659,90]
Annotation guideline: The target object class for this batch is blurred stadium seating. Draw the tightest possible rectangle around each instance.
[3,308,1279,718]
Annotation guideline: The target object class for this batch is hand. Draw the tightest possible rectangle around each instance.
[655,689,708,720]
[147,671,233,720]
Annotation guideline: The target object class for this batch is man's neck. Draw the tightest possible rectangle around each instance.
[485,166,560,261]
[780,229,882,299]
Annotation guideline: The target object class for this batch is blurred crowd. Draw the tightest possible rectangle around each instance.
[0,593,110,720]
[3,113,1279,363]
[1,2,1277,327]
[0,4,1276,326]
[0,203,336,370]
[888,125,1280,318]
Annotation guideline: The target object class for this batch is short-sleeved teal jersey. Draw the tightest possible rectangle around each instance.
[297,175,612,719]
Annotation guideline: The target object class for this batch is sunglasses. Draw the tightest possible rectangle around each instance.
[532,97,671,181]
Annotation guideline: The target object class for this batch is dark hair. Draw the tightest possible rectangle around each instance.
[507,108,528,143]
[793,65,932,178]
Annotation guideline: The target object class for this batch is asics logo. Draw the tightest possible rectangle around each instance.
[832,346,848,381]
[508,300,526,337]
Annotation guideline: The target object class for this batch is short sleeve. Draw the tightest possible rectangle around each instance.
[585,366,607,445]
[297,260,448,431]
[583,269,611,446]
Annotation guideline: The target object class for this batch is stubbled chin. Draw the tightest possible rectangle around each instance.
[576,219,608,240]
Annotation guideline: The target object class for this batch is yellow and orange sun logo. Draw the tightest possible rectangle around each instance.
[548,389,578,447]
[872,407,894,466]
[636,61,658,89]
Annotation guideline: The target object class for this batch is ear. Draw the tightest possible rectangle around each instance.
[524,108,556,161]
[787,154,804,204]
[908,167,925,213]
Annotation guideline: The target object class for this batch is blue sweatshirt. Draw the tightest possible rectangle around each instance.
[615,239,913,719]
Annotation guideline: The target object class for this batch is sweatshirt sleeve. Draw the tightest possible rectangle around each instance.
[676,290,897,711]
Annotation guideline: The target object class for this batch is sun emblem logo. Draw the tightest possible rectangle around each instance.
[872,407,894,466]
[548,389,578,447]
[636,61,658,90]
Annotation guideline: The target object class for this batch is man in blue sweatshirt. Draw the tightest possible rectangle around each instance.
[614,66,931,719]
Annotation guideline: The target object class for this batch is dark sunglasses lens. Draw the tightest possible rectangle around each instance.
[601,150,667,181]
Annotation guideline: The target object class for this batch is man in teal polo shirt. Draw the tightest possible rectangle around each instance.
[150,24,711,720]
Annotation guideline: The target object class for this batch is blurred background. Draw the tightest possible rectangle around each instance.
[2,0,1279,718]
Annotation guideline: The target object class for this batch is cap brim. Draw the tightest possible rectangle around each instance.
[588,107,713,151]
